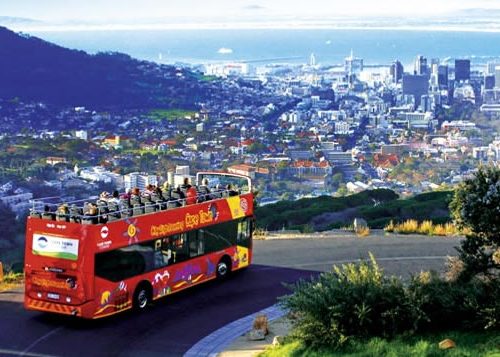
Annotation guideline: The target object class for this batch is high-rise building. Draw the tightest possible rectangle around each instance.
[484,75,495,90]
[455,59,471,82]
[496,66,500,89]
[402,74,429,107]
[344,49,363,76]
[486,61,498,75]
[437,65,449,87]
[414,55,428,75]
[390,60,404,83]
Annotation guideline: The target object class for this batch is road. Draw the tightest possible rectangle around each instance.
[254,233,461,276]
[0,234,460,356]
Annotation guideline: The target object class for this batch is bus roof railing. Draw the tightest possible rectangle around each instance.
[29,185,251,225]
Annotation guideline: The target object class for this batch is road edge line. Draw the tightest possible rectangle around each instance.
[184,304,285,357]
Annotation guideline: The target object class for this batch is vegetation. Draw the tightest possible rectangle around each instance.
[450,166,500,279]
[0,271,23,292]
[271,168,500,355]
[148,108,197,122]
[0,26,208,108]
[261,331,500,357]
[255,189,453,231]
[384,219,463,236]
[279,255,499,351]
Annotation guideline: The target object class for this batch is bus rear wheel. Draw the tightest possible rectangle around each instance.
[133,282,152,311]
[216,257,232,280]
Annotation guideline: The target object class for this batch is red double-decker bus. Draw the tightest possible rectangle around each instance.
[24,172,254,319]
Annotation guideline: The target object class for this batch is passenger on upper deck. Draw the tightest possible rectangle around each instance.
[226,184,238,197]
[198,178,212,202]
[181,177,197,205]
[108,190,120,204]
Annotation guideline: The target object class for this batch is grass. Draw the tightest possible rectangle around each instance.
[261,330,500,357]
[355,226,370,237]
[148,108,197,121]
[384,219,464,236]
[0,271,24,292]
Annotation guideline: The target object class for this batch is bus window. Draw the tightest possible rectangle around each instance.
[188,230,204,258]
[237,218,250,248]
[169,234,188,264]
[204,220,238,253]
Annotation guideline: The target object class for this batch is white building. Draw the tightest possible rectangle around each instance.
[124,172,158,191]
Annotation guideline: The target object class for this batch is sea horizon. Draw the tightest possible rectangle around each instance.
[18,27,500,67]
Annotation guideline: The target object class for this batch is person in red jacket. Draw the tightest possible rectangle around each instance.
[184,178,198,205]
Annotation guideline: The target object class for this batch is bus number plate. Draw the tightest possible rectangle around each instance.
[47,293,60,300]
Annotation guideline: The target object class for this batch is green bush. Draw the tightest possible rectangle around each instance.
[408,272,500,331]
[281,255,499,350]
[280,254,422,349]
[450,166,500,278]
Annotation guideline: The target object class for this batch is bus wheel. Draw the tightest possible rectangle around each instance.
[216,257,231,280]
[133,282,152,311]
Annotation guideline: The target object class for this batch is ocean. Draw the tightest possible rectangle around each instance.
[31,29,500,67]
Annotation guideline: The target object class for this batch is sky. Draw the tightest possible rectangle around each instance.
[2,0,500,31]
[1,0,500,22]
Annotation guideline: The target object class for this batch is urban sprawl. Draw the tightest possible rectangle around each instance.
[2,52,500,217]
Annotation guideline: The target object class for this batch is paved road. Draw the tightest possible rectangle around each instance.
[0,234,461,356]
[254,233,461,276]
[0,266,315,357]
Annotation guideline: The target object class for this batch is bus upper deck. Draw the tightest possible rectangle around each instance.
[28,172,252,225]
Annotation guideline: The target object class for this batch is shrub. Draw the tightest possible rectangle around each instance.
[280,254,422,349]
[384,220,395,233]
[383,219,461,236]
[394,219,419,234]
[281,255,500,350]
[356,226,370,237]
[450,166,500,278]
[419,220,434,235]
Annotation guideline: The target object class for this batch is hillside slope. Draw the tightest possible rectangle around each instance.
[0,26,209,109]
[256,190,453,231]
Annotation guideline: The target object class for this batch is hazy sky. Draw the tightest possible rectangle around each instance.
[1,0,500,23]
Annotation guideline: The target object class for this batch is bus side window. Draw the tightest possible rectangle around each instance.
[170,233,188,264]
[237,219,250,247]
[188,230,204,258]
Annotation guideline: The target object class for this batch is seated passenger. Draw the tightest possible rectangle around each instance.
[130,187,141,206]
[41,204,55,220]
[99,191,111,201]
[198,178,212,201]
[56,203,69,222]
[226,184,238,197]
[180,177,191,194]
[186,185,198,205]
[107,190,120,204]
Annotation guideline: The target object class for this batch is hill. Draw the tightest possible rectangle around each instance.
[0,26,210,109]
[255,190,453,231]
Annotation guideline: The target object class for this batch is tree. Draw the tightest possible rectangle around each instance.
[450,166,500,278]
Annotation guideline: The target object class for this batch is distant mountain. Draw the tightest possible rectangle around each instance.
[0,16,41,25]
[0,26,210,109]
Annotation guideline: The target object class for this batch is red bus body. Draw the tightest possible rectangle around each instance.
[24,193,254,319]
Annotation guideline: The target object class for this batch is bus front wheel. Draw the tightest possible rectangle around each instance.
[133,282,152,311]
[216,257,232,280]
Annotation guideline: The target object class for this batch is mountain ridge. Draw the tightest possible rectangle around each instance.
[0,26,209,109]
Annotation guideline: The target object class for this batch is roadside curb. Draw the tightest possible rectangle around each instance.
[184,304,286,357]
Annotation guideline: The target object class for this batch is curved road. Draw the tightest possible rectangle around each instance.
[0,233,460,356]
